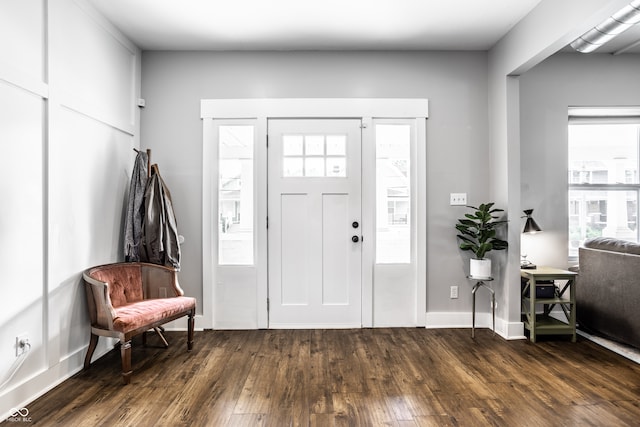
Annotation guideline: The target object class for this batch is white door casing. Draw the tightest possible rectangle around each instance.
[201,99,428,330]
[268,119,362,328]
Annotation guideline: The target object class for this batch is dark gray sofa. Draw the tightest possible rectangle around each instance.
[577,237,640,349]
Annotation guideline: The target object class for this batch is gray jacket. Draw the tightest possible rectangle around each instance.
[123,151,148,262]
[140,164,181,270]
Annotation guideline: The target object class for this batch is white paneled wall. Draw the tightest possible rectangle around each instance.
[50,0,137,132]
[0,73,46,398]
[0,0,48,413]
[0,0,45,85]
[0,0,140,419]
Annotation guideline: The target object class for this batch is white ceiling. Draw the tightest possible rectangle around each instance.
[88,0,544,51]
[88,0,640,54]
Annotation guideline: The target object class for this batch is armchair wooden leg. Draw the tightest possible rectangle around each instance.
[84,333,99,369]
[187,310,195,351]
[121,340,132,385]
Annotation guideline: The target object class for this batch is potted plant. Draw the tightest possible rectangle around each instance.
[455,202,508,278]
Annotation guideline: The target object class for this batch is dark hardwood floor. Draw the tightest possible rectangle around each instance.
[7,328,640,426]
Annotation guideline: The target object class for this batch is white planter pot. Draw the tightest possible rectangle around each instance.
[470,258,492,279]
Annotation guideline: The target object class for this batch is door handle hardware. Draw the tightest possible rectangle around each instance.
[352,235,359,243]
[352,221,359,229]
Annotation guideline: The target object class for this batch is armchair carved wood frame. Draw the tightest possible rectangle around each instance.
[83,262,196,384]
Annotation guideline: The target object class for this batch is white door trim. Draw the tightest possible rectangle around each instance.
[201,98,429,120]
[202,98,428,329]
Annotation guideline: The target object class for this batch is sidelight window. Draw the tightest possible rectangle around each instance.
[375,123,412,264]
[218,124,254,265]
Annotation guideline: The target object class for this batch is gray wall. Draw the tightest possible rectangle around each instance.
[520,52,640,268]
[140,50,491,317]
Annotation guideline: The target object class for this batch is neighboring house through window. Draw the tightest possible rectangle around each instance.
[568,107,640,259]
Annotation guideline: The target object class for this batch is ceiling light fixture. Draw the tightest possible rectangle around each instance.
[571,0,640,53]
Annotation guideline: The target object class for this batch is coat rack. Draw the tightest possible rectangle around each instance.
[132,147,170,345]
[133,148,152,178]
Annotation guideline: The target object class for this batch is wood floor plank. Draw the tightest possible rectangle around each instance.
[412,415,458,427]
[8,328,640,427]
[225,413,267,426]
[308,330,336,416]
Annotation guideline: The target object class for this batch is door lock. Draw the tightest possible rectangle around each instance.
[352,221,359,229]
[352,235,360,243]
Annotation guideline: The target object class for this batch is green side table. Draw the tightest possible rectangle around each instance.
[520,267,577,342]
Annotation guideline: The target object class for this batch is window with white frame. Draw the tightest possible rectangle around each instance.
[568,108,640,259]
[375,123,412,264]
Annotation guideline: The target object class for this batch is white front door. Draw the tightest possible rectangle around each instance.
[268,119,362,328]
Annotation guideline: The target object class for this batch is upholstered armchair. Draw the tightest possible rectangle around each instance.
[83,262,196,384]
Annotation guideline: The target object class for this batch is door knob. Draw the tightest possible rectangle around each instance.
[352,235,359,243]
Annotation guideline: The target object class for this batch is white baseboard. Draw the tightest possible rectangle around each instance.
[0,313,205,422]
[425,311,473,329]
[268,323,359,329]
[577,330,640,364]
[158,314,207,331]
[425,311,525,340]
[502,320,526,340]
[0,343,112,422]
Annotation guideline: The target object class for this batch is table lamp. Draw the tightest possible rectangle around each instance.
[522,209,542,234]
[521,209,542,268]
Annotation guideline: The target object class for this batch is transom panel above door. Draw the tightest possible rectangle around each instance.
[267,119,362,328]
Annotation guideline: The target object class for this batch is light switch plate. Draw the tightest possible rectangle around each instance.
[450,193,467,206]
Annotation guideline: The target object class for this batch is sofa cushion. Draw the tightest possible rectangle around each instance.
[88,264,144,307]
[583,237,640,256]
[112,296,196,332]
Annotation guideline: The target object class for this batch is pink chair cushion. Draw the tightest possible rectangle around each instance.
[112,296,196,332]
[89,265,144,307]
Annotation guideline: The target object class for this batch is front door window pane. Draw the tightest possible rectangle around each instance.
[305,157,325,177]
[283,135,303,156]
[219,125,254,265]
[305,135,324,155]
[282,133,347,177]
[326,135,346,155]
[283,157,303,177]
[326,157,346,177]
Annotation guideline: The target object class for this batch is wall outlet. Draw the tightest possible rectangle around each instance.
[450,193,467,206]
[15,334,29,357]
[450,286,459,299]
